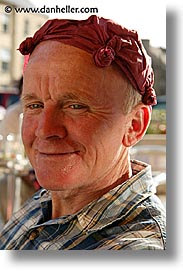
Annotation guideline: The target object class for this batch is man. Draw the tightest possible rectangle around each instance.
[0,15,166,250]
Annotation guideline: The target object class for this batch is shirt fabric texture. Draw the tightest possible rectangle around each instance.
[0,160,166,250]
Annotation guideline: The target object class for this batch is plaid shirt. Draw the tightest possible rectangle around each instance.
[0,160,166,250]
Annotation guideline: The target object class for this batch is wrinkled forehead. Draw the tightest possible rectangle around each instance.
[24,41,129,94]
[24,41,128,85]
[27,41,97,73]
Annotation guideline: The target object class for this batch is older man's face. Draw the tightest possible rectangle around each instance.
[22,41,131,192]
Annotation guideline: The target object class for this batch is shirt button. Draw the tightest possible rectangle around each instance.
[29,229,40,240]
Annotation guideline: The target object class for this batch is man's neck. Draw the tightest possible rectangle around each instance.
[50,158,132,219]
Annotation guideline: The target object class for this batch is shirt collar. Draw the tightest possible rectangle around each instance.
[77,160,155,232]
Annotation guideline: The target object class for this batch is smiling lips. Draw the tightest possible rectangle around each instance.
[39,151,80,156]
[34,140,85,159]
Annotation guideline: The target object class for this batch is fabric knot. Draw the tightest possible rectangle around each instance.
[93,46,115,67]
[18,37,34,55]
[142,88,157,106]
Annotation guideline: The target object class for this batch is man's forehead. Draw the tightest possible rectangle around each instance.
[23,41,129,107]
[29,41,92,64]
[26,41,128,86]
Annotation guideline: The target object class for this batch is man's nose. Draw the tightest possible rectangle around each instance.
[35,106,68,139]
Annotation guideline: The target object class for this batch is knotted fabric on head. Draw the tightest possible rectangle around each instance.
[18,15,157,106]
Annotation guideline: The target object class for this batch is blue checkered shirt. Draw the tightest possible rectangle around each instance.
[0,160,166,250]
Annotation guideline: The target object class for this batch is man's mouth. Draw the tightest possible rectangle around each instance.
[38,151,80,157]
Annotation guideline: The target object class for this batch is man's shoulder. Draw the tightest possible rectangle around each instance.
[87,195,166,250]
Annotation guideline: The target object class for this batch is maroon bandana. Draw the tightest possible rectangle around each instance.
[18,15,157,106]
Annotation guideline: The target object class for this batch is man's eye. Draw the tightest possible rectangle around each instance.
[27,103,43,109]
[69,104,85,109]
[65,103,89,114]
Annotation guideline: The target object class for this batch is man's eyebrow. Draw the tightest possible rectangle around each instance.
[61,92,96,103]
[21,92,95,104]
[21,93,40,102]
[59,93,81,101]
[21,92,87,102]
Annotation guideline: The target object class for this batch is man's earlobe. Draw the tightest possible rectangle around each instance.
[122,106,151,147]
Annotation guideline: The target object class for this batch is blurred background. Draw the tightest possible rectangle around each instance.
[0,0,166,229]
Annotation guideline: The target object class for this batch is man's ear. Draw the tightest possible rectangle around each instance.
[122,105,151,147]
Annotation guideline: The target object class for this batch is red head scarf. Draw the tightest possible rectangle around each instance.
[18,15,157,106]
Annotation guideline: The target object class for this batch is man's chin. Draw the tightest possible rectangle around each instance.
[35,168,86,191]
